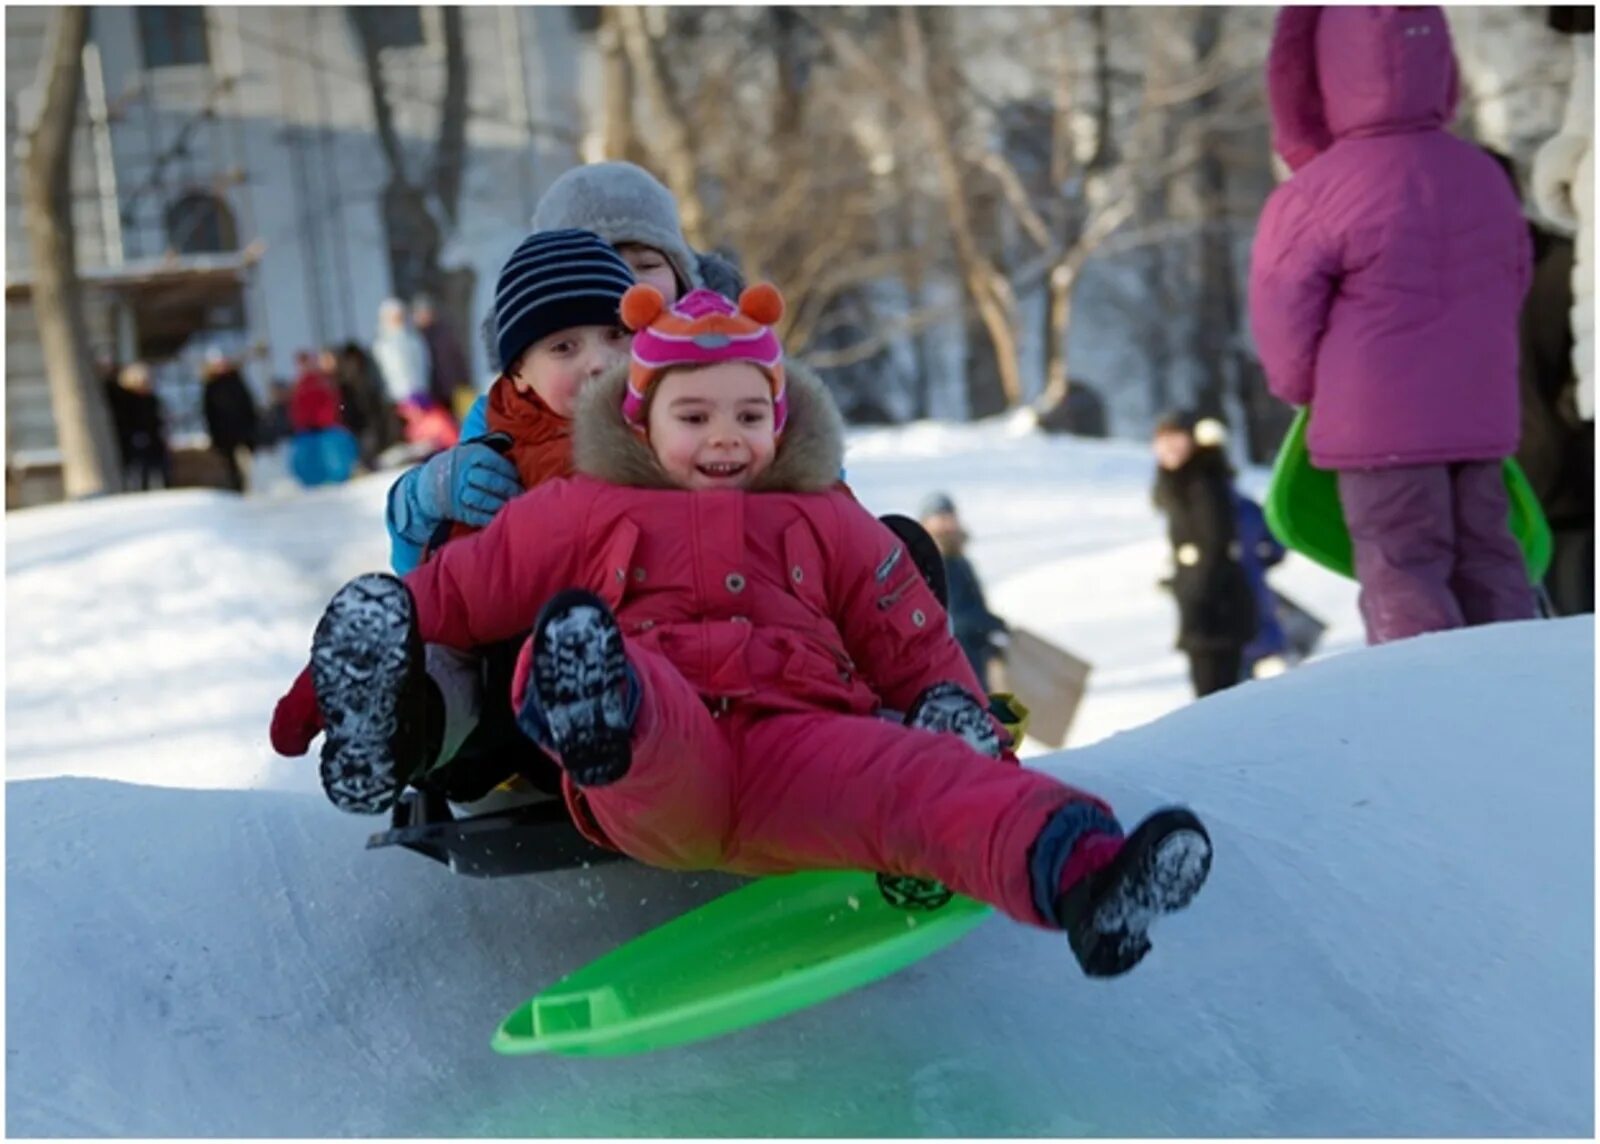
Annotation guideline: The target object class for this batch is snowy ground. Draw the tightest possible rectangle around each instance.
[5,424,1593,1136]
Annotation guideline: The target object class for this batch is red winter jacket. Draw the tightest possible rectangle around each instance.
[288,369,342,432]
[401,363,987,724]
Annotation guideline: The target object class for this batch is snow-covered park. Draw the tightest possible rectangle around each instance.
[6,422,1593,1136]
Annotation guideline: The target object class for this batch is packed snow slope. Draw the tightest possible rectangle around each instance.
[6,426,1593,1136]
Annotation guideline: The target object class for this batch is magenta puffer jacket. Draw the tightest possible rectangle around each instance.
[1249,6,1532,470]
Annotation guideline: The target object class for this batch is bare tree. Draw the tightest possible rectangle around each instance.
[613,5,710,248]
[19,7,119,497]
[597,7,638,162]
[348,6,474,344]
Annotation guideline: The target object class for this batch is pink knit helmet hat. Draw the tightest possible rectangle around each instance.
[619,284,788,432]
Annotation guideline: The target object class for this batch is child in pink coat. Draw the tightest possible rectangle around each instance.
[279,284,1212,978]
[1249,6,1537,644]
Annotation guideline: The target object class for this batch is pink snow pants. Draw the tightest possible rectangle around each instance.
[578,646,1108,929]
[1338,462,1538,645]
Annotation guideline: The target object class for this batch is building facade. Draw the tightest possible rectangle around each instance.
[5,5,602,477]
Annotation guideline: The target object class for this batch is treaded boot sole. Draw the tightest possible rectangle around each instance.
[311,573,423,815]
[877,681,1000,911]
[530,590,633,787]
[1067,807,1212,978]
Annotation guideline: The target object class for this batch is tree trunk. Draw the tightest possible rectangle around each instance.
[615,6,711,248]
[906,9,1023,414]
[21,7,118,498]
[349,7,473,352]
[597,7,637,161]
[1187,8,1236,423]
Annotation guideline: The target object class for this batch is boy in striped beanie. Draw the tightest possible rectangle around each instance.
[274,229,638,808]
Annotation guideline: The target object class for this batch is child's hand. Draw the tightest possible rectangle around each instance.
[270,665,323,757]
[418,440,523,529]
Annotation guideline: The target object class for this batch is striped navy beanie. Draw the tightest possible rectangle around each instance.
[493,229,635,372]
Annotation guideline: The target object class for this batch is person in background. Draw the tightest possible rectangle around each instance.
[1151,411,1257,698]
[1483,147,1595,618]
[287,350,359,488]
[334,341,396,465]
[371,298,431,411]
[919,491,1009,689]
[412,295,471,426]
[115,362,172,492]
[99,356,133,487]
[200,350,260,493]
[1250,6,1536,645]
[259,378,294,449]
[1531,4,1593,424]
[396,395,460,459]
[1233,489,1291,679]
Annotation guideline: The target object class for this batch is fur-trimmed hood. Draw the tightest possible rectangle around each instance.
[573,358,846,492]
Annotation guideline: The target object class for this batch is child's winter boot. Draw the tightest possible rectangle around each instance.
[877,681,1001,911]
[311,572,441,814]
[519,589,637,787]
[1054,806,1212,978]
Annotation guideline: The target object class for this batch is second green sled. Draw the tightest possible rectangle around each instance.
[492,869,990,1057]
[1263,408,1552,583]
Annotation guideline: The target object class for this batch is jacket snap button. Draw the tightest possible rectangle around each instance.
[633,567,646,582]
[791,566,804,584]
[911,609,926,627]
[615,568,626,583]
[638,619,654,631]
[725,572,746,593]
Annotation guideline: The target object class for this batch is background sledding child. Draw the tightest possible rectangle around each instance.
[286,350,360,488]
[274,281,1213,979]
[1248,5,1536,645]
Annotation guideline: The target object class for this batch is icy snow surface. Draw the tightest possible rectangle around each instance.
[6,428,1593,1136]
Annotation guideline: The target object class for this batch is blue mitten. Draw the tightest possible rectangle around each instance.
[415,440,522,529]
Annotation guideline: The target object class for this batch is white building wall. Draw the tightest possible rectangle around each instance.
[6,5,599,416]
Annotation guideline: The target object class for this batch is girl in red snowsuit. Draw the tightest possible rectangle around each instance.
[279,285,1212,977]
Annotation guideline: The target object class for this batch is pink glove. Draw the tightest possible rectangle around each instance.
[270,665,323,757]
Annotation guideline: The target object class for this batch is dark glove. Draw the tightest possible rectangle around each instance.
[270,665,323,757]
[414,439,522,529]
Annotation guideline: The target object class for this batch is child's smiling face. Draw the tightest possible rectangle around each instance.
[508,324,631,417]
[646,361,778,491]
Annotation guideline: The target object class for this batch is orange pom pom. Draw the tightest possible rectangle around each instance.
[738,283,784,327]
[620,283,665,332]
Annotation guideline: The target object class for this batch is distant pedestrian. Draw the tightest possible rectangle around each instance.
[1151,412,1256,697]
[919,491,1009,689]
[201,350,260,493]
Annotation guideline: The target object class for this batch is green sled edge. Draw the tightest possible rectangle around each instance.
[1263,407,1552,584]
[492,869,990,1058]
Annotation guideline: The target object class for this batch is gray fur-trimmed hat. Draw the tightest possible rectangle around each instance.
[532,161,701,295]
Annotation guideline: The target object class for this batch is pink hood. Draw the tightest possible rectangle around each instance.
[1269,6,1460,170]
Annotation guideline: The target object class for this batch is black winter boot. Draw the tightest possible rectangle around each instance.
[876,682,1000,911]
[522,589,636,787]
[1055,806,1212,978]
[311,573,441,815]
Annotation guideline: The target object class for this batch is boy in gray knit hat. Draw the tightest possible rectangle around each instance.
[479,162,746,372]
[532,161,701,299]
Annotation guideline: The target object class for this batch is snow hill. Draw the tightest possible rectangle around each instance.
[5,427,1593,1136]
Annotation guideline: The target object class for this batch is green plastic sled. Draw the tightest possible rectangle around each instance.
[1263,408,1552,583]
[492,870,989,1057]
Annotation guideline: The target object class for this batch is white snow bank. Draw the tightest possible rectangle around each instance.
[7,616,1591,1136]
